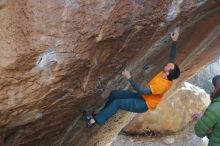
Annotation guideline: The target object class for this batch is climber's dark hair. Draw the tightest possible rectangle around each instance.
[167,64,180,81]
[211,75,220,101]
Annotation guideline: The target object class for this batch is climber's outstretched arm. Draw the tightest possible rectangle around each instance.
[169,41,177,63]
[169,30,179,63]
[128,78,152,95]
[122,69,151,95]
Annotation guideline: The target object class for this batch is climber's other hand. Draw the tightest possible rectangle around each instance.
[122,69,131,79]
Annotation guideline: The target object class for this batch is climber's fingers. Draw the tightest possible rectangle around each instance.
[171,30,179,41]
[122,69,131,79]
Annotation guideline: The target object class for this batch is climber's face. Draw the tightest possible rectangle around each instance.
[164,63,175,76]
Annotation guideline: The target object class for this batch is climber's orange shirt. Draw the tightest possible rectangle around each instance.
[142,71,172,110]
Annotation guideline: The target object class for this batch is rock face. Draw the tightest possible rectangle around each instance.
[123,82,210,134]
[0,0,220,146]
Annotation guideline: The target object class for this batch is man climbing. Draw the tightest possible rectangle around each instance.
[83,30,180,127]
